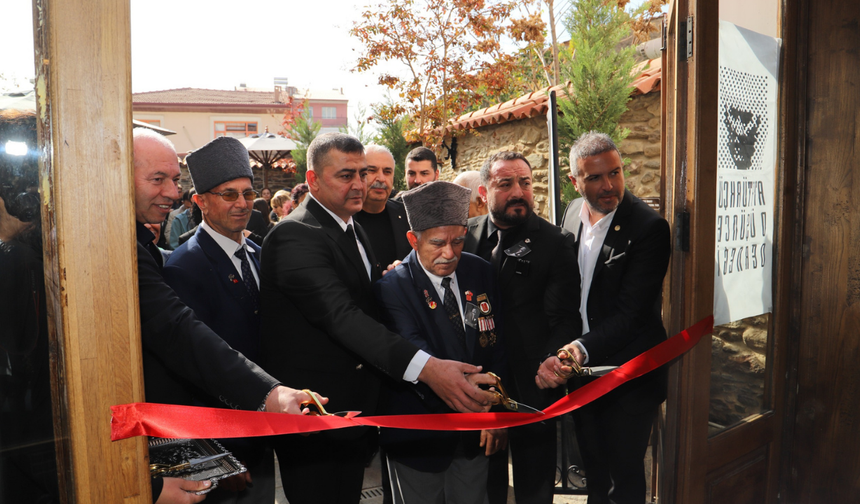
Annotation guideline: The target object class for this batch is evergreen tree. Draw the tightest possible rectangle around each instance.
[556,0,639,205]
[287,107,321,183]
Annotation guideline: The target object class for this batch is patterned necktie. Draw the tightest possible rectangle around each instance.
[234,246,260,311]
[441,277,468,352]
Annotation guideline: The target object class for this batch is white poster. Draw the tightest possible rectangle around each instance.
[713,21,781,325]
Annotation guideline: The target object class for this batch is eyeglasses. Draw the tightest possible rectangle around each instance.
[208,190,257,202]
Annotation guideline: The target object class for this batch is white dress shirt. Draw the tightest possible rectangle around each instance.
[419,263,465,324]
[575,202,617,364]
[308,193,372,279]
[199,220,260,288]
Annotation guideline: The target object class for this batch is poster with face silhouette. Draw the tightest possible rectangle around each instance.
[714,21,781,325]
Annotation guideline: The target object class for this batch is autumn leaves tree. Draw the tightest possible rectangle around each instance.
[350,0,542,147]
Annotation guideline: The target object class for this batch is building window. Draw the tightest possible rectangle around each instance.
[137,119,161,127]
[322,107,337,119]
[214,121,258,138]
[306,106,314,118]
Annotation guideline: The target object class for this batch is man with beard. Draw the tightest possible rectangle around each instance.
[464,151,581,504]
[354,145,412,269]
[404,146,439,190]
[163,136,274,504]
[537,132,670,504]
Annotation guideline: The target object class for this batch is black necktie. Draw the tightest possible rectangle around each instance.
[441,277,468,352]
[490,229,508,272]
[234,246,260,310]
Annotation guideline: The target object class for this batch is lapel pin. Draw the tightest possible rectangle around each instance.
[424,289,437,309]
[614,225,621,231]
[465,290,473,302]
[228,273,239,284]
[525,238,531,244]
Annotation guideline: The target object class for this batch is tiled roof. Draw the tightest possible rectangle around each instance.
[132,88,287,106]
[447,58,661,132]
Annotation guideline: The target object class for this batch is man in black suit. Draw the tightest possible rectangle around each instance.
[537,131,671,504]
[260,132,496,504]
[354,144,412,269]
[464,151,581,504]
[132,128,314,504]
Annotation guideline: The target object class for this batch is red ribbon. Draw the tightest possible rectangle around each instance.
[111,316,713,441]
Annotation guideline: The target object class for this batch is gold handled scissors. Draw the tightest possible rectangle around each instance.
[556,349,618,377]
[485,372,544,414]
[300,389,359,417]
[149,452,229,477]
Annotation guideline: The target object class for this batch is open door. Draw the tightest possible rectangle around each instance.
[660,0,789,503]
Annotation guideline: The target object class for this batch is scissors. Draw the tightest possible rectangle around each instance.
[485,372,544,414]
[556,349,618,378]
[301,389,360,417]
[149,452,229,476]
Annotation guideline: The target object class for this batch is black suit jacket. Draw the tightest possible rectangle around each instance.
[259,197,420,439]
[561,191,671,411]
[163,227,263,365]
[373,251,505,471]
[385,198,413,261]
[465,212,581,407]
[136,223,278,501]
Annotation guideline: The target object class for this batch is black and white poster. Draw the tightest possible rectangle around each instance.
[714,21,780,325]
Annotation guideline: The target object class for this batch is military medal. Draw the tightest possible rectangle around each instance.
[479,333,488,347]
[477,293,491,315]
[424,289,437,309]
[478,315,496,332]
[465,290,473,302]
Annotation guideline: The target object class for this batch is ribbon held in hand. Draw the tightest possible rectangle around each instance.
[112,316,713,441]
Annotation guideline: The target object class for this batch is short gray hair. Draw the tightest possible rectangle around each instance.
[569,131,621,177]
[452,171,482,202]
[365,144,393,158]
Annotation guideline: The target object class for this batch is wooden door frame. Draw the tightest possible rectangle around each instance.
[660,0,719,502]
[33,0,150,501]
[661,0,803,502]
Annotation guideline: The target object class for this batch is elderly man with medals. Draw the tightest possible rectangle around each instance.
[373,181,508,504]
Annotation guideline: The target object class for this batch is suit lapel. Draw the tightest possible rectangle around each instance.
[194,228,256,317]
[592,191,633,281]
[354,221,381,282]
[306,198,371,285]
[406,253,470,362]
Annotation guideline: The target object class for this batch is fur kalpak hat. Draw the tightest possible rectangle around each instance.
[185,136,254,194]
[401,181,471,231]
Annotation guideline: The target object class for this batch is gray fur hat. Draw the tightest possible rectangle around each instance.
[185,136,254,194]
[401,181,471,232]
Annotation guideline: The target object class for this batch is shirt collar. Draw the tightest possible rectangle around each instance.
[417,257,458,292]
[309,192,354,232]
[579,200,617,233]
[200,219,254,257]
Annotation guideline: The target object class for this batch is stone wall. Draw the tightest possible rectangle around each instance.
[709,314,769,432]
[438,92,662,219]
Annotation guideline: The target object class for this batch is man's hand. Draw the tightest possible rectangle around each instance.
[418,357,496,413]
[381,260,402,276]
[480,429,508,456]
[536,343,584,390]
[265,386,327,415]
[156,478,210,503]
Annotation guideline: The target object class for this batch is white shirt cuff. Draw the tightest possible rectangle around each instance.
[403,350,432,383]
[572,341,590,365]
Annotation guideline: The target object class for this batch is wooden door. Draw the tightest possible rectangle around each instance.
[660,0,790,502]
[782,1,860,501]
